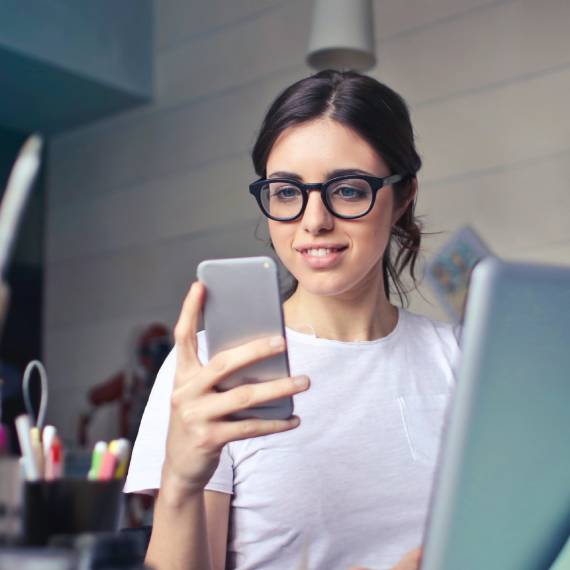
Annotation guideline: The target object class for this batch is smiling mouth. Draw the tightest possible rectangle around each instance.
[298,246,348,257]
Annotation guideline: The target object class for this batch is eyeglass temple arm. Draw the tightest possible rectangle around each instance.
[383,174,404,186]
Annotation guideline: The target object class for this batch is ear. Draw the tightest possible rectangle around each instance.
[391,177,417,226]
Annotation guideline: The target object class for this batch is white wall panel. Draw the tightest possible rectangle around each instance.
[48,386,123,446]
[45,219,272,329]
[46,152,253,263]
[375,0,508,41]
[44,306,178,393]
[47,66,306,207]
[157,0,311,106]
[415,67,570,182]
[156,0,286,52]
[46,389,94,445]
[419,148,570,251]
[509,240,570,265]
[377,0,570,106]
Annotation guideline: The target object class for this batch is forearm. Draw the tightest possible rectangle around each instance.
[145,469,212,570]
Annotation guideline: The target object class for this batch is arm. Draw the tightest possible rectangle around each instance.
[205,491,231,570]
[144,282,308,570]
[145,486,230,570]
[146,471,212,570]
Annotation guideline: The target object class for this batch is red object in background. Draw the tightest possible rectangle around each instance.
[78,323,171,527]
[78,323,171,447]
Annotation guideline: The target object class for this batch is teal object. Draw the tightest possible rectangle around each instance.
[0,0,153,134]
[422,259,570,570]
[550,536,570,570]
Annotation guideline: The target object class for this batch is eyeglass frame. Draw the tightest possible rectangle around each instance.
[249,173,404,221]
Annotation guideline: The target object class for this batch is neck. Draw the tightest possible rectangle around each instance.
[283,270,399,342]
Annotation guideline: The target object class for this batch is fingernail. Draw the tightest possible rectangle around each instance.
[290,416,301,427]
[269,336,285,349]
[293,376,309,388]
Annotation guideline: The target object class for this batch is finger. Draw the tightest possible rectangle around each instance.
[214,415,301,445]
[174,282,206,381]
[170,333,287,402]
[197,334,287,392]
[194,375,310,420]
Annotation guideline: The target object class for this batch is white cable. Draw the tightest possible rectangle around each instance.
[22,360,48,429]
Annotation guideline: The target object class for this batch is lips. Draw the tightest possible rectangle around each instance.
[295,244,348,269]
[304,247,345,257]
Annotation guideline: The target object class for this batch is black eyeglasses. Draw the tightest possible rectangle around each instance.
[249,173,404,221]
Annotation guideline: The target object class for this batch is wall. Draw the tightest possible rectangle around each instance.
[44,0,570,441]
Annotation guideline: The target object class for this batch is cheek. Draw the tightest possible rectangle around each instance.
[268,221,291,253]
[355,201,394,252]
[353,224,390,264]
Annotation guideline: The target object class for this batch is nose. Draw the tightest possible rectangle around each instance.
[300,190,334,234]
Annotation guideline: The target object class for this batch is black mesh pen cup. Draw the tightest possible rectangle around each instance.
[23,479,124,546]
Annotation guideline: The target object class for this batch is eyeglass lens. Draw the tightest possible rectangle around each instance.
[260,178,374,219]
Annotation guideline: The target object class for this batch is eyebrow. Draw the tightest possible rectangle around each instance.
[267,168,375,180]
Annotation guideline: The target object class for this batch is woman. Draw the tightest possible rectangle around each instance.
[125,70,458,570]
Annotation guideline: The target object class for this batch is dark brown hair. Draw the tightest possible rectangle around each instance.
[251,69,422,305]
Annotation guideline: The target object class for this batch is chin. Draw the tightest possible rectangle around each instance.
[294,271,356,298]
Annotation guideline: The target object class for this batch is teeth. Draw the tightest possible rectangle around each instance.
[306,248,336,257]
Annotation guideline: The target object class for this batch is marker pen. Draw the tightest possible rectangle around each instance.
[15,415,40,481]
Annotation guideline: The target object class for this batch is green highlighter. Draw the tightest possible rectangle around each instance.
[87,441,107,480]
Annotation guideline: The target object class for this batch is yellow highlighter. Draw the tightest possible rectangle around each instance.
[113,438,131,479]
[30,427,44,479]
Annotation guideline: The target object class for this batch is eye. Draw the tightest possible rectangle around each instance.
[269,185,301,200]
[330,185,368,200]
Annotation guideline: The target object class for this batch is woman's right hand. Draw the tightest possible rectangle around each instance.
[161,281,309,499]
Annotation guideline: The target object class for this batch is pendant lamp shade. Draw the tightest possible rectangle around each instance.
[306,0,376,71]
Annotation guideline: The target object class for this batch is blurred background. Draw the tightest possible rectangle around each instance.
[0,0,568,454]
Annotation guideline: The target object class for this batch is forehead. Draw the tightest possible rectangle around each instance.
[266,118,388,178]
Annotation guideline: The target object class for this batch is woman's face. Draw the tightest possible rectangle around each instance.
[266,118,399,299]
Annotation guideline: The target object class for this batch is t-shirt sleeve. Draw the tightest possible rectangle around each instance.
[124,332,234,496]
[204,443,234,495]
[123,346,177,494]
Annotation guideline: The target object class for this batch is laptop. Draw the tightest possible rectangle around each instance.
[421,257,570,570]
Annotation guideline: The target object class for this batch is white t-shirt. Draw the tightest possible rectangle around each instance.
[125,308,459,570]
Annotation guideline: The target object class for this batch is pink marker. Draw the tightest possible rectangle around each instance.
[0,424,8,455]
[97,449,118,481]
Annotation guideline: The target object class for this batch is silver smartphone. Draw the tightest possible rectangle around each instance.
[196,256,293,420]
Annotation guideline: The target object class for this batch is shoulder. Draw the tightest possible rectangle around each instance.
[400,309,459,344]
[399,309,461,369]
